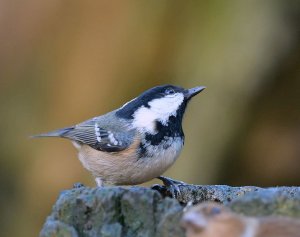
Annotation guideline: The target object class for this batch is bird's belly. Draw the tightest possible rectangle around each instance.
[131,142,182,184]
[76,138,183,185]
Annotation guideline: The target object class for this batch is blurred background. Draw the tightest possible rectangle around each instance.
[0,0,299,236]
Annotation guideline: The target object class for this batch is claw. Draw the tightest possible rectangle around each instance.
[156,176,186,199]
[151,184,167,194]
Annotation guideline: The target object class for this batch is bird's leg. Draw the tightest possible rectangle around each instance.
[155,176,187,198]
[95,177,104,187]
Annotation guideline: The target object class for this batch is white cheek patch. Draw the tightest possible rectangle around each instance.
[148,93,184,121]
[132,93,184,133]
[132,107,158,133]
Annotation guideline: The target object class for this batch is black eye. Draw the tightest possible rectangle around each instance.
[165,88,175,95]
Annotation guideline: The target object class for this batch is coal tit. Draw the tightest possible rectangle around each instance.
[33,85,205,187]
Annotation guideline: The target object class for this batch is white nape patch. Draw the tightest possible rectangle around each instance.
[95,123,101,142]
[108,131,118,145]
[132,93,184,133]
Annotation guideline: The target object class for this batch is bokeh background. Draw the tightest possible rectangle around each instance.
[0,1,299,236]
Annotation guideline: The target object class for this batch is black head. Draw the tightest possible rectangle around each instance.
[116,85,205,121]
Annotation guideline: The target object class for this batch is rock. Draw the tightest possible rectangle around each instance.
[40,184,300,237]
[228,187,300,217]
[40,219,78,237]
[40,187,185,237]
[160,184,262,203]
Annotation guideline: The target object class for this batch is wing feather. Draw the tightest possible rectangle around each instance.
[33,115,135,152]
[63,123,132,152]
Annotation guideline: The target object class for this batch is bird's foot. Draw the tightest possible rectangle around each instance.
[152,176,186,199]
[73,182,85,189]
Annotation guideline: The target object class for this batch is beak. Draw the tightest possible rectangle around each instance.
[184,86,206,99]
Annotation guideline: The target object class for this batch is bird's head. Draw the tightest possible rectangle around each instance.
[116,85,205,133]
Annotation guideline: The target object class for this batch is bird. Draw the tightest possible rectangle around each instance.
[33,84,205,188]
[181,202,300,237]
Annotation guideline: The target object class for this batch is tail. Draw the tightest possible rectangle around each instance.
[30,126,74,139]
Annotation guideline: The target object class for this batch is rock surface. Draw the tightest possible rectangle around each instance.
[40,187,184,237]
[40,184,300,237]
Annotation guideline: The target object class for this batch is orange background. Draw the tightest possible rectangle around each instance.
[0,1,299,236]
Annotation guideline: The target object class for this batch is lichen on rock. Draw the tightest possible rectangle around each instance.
[40,187,184,237]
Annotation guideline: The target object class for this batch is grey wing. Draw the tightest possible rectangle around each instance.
[35,119,134,152]
[68,122,134,152]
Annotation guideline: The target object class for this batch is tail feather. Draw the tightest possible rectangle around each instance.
[31,126,74,138]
